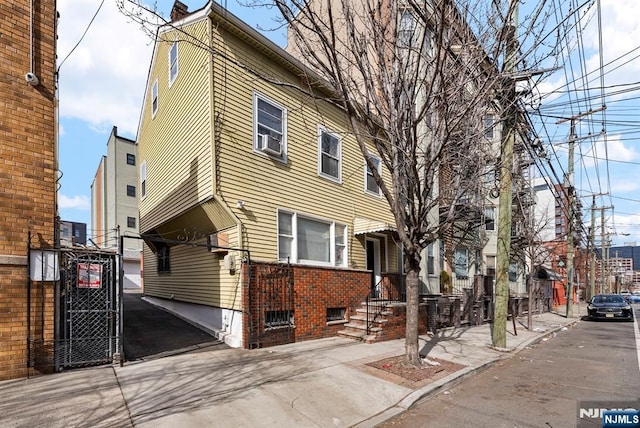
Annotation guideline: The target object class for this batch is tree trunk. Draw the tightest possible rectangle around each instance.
[405,266,421,365]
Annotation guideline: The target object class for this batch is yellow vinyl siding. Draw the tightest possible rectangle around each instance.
[143,225,242,309]
[138,20,213,232]
[210,24,397,268]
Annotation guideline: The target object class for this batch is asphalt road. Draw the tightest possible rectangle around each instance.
[379,306,640,428]
[122,291,229,361]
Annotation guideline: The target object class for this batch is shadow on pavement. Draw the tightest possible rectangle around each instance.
[123,292,229,361]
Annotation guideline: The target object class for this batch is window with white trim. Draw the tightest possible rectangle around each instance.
[278,210,347,266]
[254,93,286,160]
[318,127,341,182]
[140,161,147,198]
[365,157,381,196]
[151,80,158,117]
[169,42,178,85]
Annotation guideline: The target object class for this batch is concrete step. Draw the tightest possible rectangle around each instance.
[342,323,382,333]
[349,315,388,325]
[355,308,393,316]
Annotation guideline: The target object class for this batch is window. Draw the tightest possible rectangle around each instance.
[398,10,417,48]
[278,210,347,266]
[365,156,381,196]
[140,161,146,198]
[151,80,158,117]
[126,153,135,165]
[127,217,136,228]
[169,42,178,85]
[454,248,468,278]
[318,128,341,181]
[265,310,293,328]
[326,307,346,323]
[484,207,495,231]
[484,115,494,139]
[335,224,346,266]
[427,243,435,275]
[509,263,518,282]
[254,94,286,160]
[486,255,496,277]
[126,185,136,197]
[157,245,170,273]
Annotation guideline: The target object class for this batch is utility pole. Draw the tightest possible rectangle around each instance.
[565,120,575,317]
[493,0,518,349]
[556,107,605,317]
[590,197,596,299]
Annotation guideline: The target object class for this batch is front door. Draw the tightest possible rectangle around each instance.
[366,238,381,296]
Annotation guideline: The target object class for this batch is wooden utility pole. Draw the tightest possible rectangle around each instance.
[493,0,518,349]
[590,197,596,299]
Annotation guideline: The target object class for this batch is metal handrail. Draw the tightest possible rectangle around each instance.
[365,275,406,335]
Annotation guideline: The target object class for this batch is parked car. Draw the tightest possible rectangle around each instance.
[587,294,634,321]
[627,291,640,304]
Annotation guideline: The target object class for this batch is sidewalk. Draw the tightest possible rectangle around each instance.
[0,310,580,428]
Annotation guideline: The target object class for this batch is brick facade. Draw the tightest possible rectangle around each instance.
[243,262,373,349]
[0,0,57,380]
[243,262,435,348]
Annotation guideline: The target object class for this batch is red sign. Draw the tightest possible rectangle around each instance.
[77,263,102,289]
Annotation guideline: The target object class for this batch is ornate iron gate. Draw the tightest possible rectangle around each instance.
[56,250,120,370]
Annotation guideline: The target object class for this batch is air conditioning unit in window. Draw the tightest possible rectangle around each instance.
[259,133,282,156]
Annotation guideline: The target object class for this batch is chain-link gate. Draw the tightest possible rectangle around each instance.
[56,250,120,370]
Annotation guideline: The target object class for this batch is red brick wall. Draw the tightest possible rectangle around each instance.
[243,262,372,348]
[0,0,57,380]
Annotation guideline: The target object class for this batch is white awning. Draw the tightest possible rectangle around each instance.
[353,216,396,235]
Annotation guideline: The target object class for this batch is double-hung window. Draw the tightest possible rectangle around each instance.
[278,210,347,266]
[169,42,178,86]
[318,127,341,182]
[151,80,158,117]
[126,153,135,165]
[254,93,286,160]
[365,156,381,196]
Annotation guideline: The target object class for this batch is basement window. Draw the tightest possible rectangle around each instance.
[265,310,293,329]
[326,307,347,324]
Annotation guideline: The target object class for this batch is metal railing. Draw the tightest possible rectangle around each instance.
[365,274,406,335]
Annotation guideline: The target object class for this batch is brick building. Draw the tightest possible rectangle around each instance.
[0,1,57,380]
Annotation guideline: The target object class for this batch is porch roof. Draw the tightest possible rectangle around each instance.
[353,216,396,235]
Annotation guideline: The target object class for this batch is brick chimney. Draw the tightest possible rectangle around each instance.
[170,1,189,22]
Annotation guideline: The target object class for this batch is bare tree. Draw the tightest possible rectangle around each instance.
[119,0,570,366]
[273,0,512,364]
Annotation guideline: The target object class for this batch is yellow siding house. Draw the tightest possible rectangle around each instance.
[137,1,401,348]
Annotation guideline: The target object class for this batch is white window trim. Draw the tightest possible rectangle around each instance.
[277,209,347,267]
[168,41,178,87]
[364,156,382,197]
[140,161,147,200]
[317,126,342,183]
[151,79,158,118]
[253,92,287,163]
